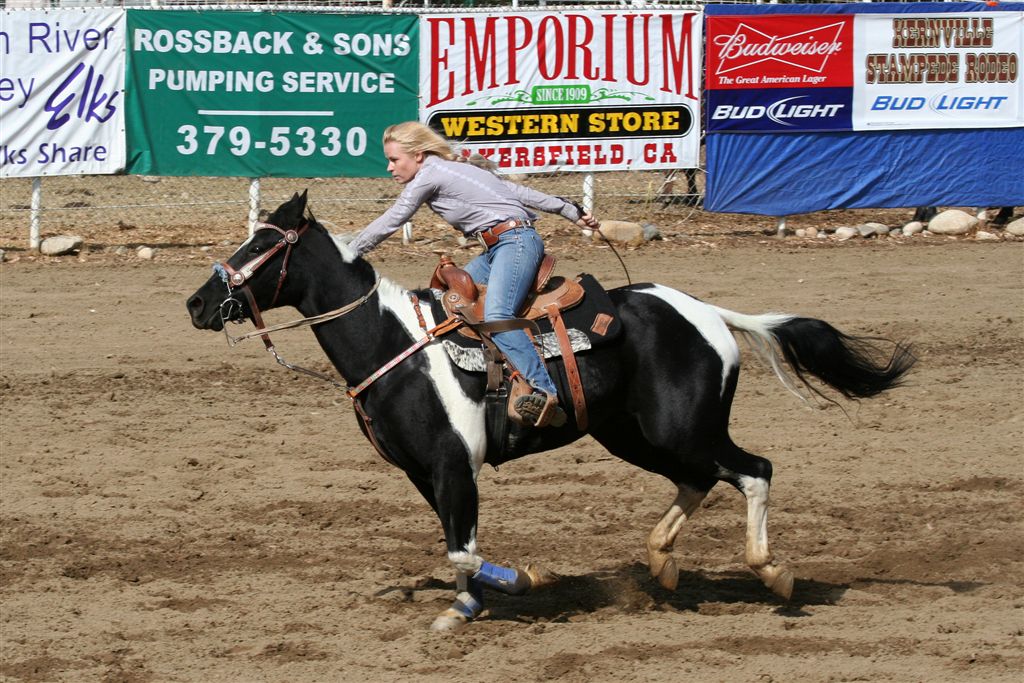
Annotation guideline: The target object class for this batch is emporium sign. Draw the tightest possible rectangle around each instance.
[0,9,126,178]
[420,10,703,172]
[125,11,419,177]
[706,10,1024,133]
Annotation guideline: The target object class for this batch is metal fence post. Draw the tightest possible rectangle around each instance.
[581,172,596,236]
[29,177,42,250]
[248,177,261,236]
[776,216,787,237]
[582,172,595,215]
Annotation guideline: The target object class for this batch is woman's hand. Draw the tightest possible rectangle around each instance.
[576,213,600,230]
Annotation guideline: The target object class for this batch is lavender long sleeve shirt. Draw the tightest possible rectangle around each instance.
[348,155,583,255]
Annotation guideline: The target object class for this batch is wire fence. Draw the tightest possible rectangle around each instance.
[0,169,707,250]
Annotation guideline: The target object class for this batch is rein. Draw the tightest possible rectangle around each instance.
[220,276,381,347]
[566,199,632,285]
[593,227,633,286]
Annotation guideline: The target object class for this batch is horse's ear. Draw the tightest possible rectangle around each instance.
[297,189,308,216]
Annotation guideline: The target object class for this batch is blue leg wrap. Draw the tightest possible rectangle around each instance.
[450,591,484,620]
[448,572,485,621]
[473,561,533,596]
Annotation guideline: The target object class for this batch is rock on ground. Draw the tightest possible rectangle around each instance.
[39,235,84,256]
[903,221,925,236]
[595,220,644,246]
[928,209,978,235]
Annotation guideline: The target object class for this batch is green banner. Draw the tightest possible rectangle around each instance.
[125,11,418,177]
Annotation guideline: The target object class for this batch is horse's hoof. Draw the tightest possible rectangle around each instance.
[757,563,794,600]
[523,563,558,589]
[430,609,470,632]
[648,550,679,591]
[654,555,679,591]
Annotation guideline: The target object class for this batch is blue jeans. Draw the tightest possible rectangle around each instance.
[463,228,558,396]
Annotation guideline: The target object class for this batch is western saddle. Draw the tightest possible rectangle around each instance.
[430,253,590,431]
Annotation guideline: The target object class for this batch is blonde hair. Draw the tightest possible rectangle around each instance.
[382,122,457,161]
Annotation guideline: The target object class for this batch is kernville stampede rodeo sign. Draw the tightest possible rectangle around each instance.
[420,10,703,172]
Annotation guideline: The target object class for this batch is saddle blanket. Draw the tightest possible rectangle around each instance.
[421,272,620,373]
[441,329,591,373]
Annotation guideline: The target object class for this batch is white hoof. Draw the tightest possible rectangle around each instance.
[523,563,559,589]
[648,551,679,591]
[756,563,794,600]
[430,609,469,632]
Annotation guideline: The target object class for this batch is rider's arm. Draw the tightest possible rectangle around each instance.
[349,174,436,255]
[502,180,600,230]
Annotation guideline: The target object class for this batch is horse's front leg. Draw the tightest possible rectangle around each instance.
[428,463,555,632]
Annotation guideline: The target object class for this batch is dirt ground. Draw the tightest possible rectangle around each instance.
[1,205,1023,682]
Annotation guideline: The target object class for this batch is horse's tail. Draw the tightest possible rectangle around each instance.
[712,307,916,403]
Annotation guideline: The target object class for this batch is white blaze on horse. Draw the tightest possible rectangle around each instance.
[186,192,915,631]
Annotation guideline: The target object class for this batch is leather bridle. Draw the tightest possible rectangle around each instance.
[212,219,380,388]
[216,220,308,312]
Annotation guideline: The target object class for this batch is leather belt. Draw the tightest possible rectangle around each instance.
[476,218,532,249]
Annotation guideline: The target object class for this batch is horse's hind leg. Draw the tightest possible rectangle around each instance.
[647,482,709,590]
[591,423,714,591]
[716,445,794,600]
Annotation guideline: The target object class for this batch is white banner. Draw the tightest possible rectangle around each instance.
[1,9,126,178]
[419,10,702,172]
[853,12,1024,130]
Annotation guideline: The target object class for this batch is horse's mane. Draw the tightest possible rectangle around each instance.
[303,207,407,299]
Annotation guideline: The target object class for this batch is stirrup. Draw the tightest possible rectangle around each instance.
[513,392,567,428]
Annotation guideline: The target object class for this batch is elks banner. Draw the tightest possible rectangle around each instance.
[125,11,419,177]
[420,10,702,172]
[0,9,126,178]
[706,10,1024,133]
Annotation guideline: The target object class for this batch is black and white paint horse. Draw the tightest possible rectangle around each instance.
[187,192,915,630]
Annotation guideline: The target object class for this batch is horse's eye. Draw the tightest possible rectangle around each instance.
[249,244,264,255]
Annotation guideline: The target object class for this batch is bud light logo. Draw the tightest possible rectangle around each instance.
[870,96,926,111]
[871,95,1009,113]
[713,96,845,126]
[707,87,852,132]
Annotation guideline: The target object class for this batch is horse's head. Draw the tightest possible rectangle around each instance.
[187,190,313,331]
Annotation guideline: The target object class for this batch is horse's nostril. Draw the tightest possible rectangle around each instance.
[187,294,204,314]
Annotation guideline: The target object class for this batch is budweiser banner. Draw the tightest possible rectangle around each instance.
[1,8,127,177]
[420,10,702,172]
[706,9,1024,133]
[706,14,855,132]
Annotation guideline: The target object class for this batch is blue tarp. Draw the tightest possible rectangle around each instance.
[704,3,1024,215]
